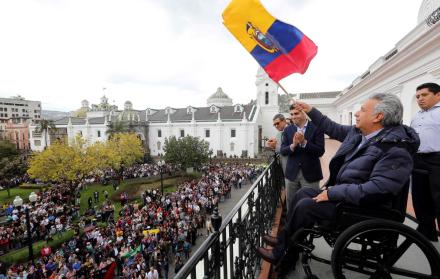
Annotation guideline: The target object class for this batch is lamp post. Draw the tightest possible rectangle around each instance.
[157,160,165,195]
[29,192,38,204]
[13,195,35,264]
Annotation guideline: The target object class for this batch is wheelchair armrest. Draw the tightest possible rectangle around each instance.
[333,202,404,230]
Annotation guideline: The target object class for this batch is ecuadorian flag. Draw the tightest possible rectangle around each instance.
[222,0,317,82]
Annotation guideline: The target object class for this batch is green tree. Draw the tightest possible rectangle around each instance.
[163,136,209,170]
[0,140,28,196]
[36,119,56,149]
[0,140,18,158]
[27,140,79,182]
[27,133,144,183]
[105,133,144,171]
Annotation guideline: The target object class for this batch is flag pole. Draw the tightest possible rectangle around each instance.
[276,80,297,104]
[276,81,290,96]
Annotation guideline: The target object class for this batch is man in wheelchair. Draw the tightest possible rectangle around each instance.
[257,93,421,274]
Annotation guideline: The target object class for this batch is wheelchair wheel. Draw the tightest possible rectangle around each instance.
[331,219,440,279]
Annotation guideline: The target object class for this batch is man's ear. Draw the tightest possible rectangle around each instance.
[373,112,384,124]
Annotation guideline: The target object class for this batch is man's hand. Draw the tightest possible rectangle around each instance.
[266,138,277,150]
[294,132,305,145]
[294,101,312,113]
[312,190,329,203]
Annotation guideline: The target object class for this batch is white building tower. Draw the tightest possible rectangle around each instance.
[255,68,280,145]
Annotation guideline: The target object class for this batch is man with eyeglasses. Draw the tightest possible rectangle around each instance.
[267,114,289,177]
[280,105,325,213]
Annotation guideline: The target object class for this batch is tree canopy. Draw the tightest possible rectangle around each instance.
[163,136,209,170]
[0,140,27,180]
[28,133,144,182]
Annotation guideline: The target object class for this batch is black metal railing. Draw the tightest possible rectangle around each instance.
[175,156,284,279]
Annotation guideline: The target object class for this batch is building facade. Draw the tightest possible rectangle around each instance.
[27,71,278,158]
[0,96,41,125]
[333,1,440,126]
[3,118,31,150]
[0,96,41,147]
[29,98,148,152]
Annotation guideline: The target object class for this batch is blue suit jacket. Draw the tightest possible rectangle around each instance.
[307,108,420,205]
[280,121,325,182]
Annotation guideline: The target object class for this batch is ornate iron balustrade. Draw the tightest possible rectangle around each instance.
[175,156,284,279]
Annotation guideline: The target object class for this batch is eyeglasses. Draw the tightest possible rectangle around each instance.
[273,122,281,126]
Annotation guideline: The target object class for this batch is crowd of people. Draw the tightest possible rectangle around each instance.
[0,184,78,254]
[0,162,264,278]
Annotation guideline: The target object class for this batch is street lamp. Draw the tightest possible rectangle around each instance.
[13,195,35,265]
[13,196,23,208]
[29,192,38,204]
[157,160,165,195]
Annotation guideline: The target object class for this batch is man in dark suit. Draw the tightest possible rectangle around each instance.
[280,105,325,211]
[257,94,419,275]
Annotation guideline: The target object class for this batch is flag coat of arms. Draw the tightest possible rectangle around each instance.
[222,0,317,82]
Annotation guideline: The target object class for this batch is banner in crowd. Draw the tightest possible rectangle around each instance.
[122,245,142,258]
[143,228,160,236]
[222,0,317,82]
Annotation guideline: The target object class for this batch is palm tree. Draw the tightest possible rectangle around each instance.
[36,119,56,149]
[106,120,134,139]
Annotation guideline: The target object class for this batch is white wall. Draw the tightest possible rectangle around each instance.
[334,21,440,126]
[148,120,258,158]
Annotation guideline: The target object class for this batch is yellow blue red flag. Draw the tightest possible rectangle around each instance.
[222,0,317,82]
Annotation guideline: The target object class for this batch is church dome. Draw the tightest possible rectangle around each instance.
[124,100,133,110]
[418,0,440,24]
[207,87,233,107]
[81,100,89,108]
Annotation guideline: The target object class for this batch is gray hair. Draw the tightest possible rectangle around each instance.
[369,93,403,126]
[272,113,285,121]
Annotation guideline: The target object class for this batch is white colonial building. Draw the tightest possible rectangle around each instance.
[29,96,147,151]
[28,70,281,157]
[148,70,280,158]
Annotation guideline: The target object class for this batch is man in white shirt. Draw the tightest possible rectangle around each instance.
[411,82,440,241]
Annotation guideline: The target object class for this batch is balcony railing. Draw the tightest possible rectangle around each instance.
[175,156,284,279]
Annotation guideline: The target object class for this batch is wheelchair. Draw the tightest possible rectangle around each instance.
[287,179,440,279]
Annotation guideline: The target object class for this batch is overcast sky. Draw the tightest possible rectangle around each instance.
[0,0,422,111]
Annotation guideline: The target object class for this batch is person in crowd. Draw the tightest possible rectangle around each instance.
[410,82,440,241]
[147,265,159,279]
[93,190,99,203]
[280,105,325,211]
[88,196,93,208]
[257,93,419,275]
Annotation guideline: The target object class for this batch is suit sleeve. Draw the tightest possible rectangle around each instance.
[280,127,294,156]
[307,108,352,142]
[301,127,325,157]
[327,147,413,205]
